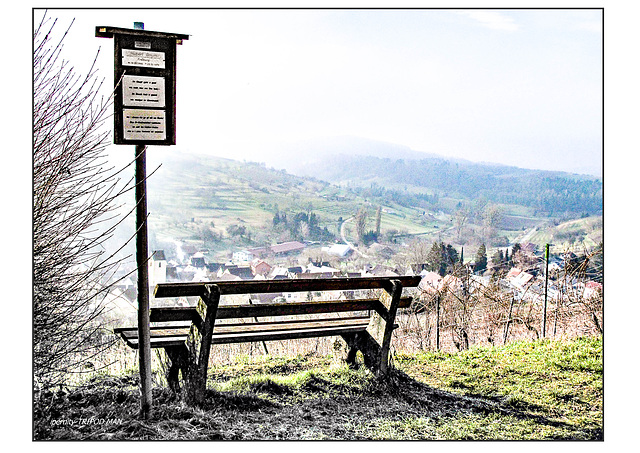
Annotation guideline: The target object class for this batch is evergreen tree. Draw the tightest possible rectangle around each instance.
[354,207,367,243]
[491,249,504,267]
[512,243,522,256]
[427,242,444,276]
[445,244,459,268]
[475,244,488,274]
[375,206,382,236]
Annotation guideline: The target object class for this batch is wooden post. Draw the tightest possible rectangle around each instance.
[135,143,152,419]
[503,295,515,344]
[542,243,550,338]
[435,293,441,351]
[336,280,402,376]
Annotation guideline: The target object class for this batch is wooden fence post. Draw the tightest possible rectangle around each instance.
[542,243,550,338]
[135,143,152,419]
[504,295,515,344]
[435,293,441,351]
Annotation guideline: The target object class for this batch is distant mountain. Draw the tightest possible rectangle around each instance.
[259,135,597,178]
[260,135,469,175]
[255,137,602,216]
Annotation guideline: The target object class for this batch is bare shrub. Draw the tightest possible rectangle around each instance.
[33,13,133,390]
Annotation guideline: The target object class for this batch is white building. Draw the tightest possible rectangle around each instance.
[148,250,167,289]
[323,244,352,258]
[232,250,254,263]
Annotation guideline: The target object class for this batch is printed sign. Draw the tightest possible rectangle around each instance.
[122,49,165,68]
[123,109,166,141]
[123,75,165,107]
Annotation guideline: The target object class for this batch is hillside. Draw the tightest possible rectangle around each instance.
[99,149,602,266]
[142,151,436,261]
[272,153,602,217]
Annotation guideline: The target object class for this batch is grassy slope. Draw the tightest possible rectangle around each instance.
[530,216,603,251]
[34,336,602,440]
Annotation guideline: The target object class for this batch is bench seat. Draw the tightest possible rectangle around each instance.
[114,323,192,349]
[115,315,386,348]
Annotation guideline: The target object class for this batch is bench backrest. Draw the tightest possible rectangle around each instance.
[151,276,421,326]
[154,275,422,298]
[150,296,414,326]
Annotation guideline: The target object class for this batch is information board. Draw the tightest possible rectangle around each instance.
[123,75,166,107]
[123,109,167,140]
[122,49,166,68]
[96,26,188,146]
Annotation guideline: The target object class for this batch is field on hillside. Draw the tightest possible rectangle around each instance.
[529,216,603,251]
[127,152,602,265]
[144,154,442,255]
[33,336,602,440]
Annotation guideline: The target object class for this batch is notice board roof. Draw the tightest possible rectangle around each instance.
[95,26,190,41]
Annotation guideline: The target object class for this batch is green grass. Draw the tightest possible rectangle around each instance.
[35,336,603,440]
[395,336,603,439]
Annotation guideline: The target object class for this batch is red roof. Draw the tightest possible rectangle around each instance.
[270,241,306,254]
[507,267,522,278]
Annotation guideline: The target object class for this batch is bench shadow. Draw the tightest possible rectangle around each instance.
[381,369,575,431]
[201,367,593,437]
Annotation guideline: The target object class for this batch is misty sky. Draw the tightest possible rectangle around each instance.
[38,8,603,176]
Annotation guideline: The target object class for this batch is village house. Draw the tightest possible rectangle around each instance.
[418,271,442,294]
[287,266,304,276]
[269,266,290,280]
[190,252,207,269]
[363,264,400,277]
[304,262,341,277]
[217,265,254,281]
[509,268,535,291]
[250,258,273,277]
[206,262,224,274]
[578,281,603,299]
[181,244,199,263]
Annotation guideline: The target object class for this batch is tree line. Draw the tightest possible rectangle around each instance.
[311,155,602,216]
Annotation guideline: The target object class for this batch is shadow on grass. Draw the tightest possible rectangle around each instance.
[381,369,574,430]
[200,367,599,440]
[34,367,602,440]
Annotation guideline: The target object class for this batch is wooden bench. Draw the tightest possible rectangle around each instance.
[114,276,421,402]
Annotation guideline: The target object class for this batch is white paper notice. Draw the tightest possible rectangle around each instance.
[123,109,166,141]
[123,75,166,107]
[122,49,165,68]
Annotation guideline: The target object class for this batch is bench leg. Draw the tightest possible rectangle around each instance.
[335,335,358,368]
[165,345,191,394]
[339,332,382,371]
[366,279,402,376]
[184,284,221,405]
